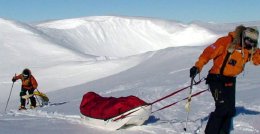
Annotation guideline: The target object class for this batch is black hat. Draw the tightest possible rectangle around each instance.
[22,68,31,78]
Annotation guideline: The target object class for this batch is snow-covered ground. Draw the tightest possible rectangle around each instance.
[0,16,260,134]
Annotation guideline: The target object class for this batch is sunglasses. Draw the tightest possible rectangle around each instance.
[23,74,29,78]
[244,37,258,49]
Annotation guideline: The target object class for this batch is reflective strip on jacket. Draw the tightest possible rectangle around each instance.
[195,32,260,77]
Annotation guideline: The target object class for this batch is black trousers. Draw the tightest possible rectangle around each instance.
[20,88,36,107]
[205,74,236,134]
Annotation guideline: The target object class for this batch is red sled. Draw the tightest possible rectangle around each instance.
[80,92,151,130]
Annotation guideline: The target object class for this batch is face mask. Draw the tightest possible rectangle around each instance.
[243,27,259,50]
[244,37,258,49]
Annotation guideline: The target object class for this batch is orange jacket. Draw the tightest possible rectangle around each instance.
[13,74,38,90]
[195,32,260,77]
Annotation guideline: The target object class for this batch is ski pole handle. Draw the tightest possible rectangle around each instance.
[185,76,195,110]
[12,74,17,83]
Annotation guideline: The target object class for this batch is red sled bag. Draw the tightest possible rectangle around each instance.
[80,92,147,120]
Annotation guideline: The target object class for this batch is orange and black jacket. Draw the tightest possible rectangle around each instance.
[195,32,260,77]
[13,74,38,90]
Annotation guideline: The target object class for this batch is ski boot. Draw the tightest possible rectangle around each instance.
[19,105,27,110]
[30,105,36,109]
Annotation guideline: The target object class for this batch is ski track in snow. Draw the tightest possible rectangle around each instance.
[7,109,82,124]
[2,107,206,134]
[169,68,190,74]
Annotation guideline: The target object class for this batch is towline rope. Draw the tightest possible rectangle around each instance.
[149,78,205,105]
[149,77,208,113]
[111,78,208,121]
[151,89,208,113]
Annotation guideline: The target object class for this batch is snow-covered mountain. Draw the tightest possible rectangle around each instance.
[36,16,220,57]
[0,16,260,134]
[0,16,224,98]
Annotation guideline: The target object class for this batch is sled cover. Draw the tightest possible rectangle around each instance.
[80,92,147,120]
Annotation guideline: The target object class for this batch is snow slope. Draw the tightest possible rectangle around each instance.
[36,16,219,57]
[0,18,92,100]
[0,16,260,134]
[0,16,222,102]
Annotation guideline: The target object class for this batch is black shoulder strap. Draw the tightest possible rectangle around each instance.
[220,52,231,75]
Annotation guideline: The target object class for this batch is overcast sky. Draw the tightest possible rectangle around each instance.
[0,0,260,23]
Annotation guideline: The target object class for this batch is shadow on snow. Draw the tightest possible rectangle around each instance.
[235,106,260,116]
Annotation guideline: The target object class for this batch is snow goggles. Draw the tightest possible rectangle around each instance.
[23,74,29,78]
[244,37,258,49]
[243,27,259,49]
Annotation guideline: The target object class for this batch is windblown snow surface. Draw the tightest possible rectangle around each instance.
[0,16,260,134]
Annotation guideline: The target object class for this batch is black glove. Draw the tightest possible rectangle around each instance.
[190,66,199,78]
[12,77,16,82]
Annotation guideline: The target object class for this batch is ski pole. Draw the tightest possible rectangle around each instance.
[184,75,195,132]
[34,89,42,107]
[151,89,208,114]
[36,88,42,95]
[35,88,45,107]
[35,95,41,107]
[4,74,16,113]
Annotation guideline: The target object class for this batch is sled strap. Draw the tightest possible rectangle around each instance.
[149,78,205,105]
[151,89,208,113]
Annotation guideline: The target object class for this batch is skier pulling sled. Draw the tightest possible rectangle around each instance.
[80,92,152,130]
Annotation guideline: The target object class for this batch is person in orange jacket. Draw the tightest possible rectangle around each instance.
[12,68,38,110]
[190,25,259,134]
